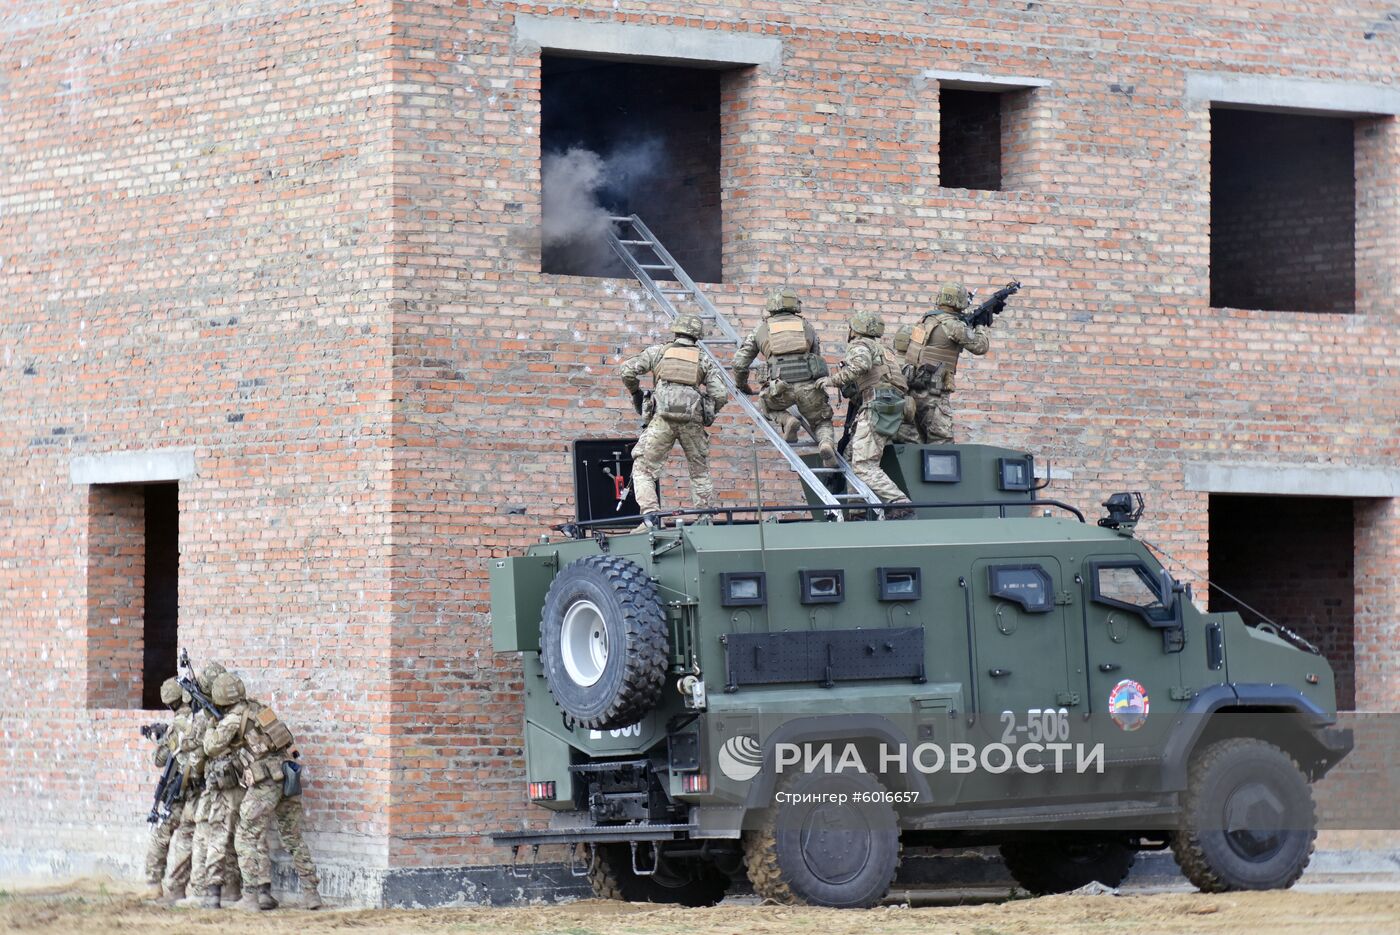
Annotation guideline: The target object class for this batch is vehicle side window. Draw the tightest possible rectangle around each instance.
[1090,561,1172,624]
[987,564,1054,613]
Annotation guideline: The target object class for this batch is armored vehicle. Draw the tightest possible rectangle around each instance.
[491,442,1352,907]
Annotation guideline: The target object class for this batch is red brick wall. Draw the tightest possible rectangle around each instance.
[3,0,1397,896]
[1,0,398,886]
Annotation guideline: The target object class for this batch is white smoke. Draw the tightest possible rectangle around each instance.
[541,139,664,276]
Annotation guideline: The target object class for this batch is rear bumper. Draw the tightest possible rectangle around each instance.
[491,822,695,848]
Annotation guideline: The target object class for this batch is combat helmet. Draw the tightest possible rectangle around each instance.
[764,286,802,316]
[892,324,914,354]
[197,661,226,694]
[672,314,705,340]
[936,282,970,312]
[159,677,183,709]
[849,310,885,338]
[210,672,246,707]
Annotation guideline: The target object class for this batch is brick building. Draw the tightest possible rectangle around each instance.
[2,0,1396,907]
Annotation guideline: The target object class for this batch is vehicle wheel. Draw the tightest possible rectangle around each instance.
[539,555,668,730]
[1171,738,1316,892]
[744,769,900,908]
[588,844,730,906]
[1000,835,1137,894]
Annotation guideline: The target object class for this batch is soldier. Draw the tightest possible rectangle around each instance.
[732,287,837,466]
[205,672,322,911]
[825,311,915,517]
[181,662,244,909]
[620,314,729,528]
[890,325,922,445]
[142,678,185,899]
[155,686,199,905]
[904,282,990,444]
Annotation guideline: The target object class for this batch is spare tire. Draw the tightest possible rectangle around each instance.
[539,555,669,730]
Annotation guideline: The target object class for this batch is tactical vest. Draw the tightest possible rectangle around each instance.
[759,315,824,383]
[906,313,962,389]
[654,343,701,386]
[853,338,907,400]
[233,702,295,786]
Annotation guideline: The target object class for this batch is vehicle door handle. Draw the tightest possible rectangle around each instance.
[1098,663,1120,672]
[988,668,1012,678]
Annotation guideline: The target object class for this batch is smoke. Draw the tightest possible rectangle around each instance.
[542,139,665,276]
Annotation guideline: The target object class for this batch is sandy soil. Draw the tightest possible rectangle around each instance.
[3,881,1399,935]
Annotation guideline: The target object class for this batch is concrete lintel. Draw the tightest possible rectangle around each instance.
[1033,463,1073,481]
[922,70,1052,92]
[1187,72,1400,117]
[70,448,196,485]
[1184,461,1400,498]
[514,14,782,69]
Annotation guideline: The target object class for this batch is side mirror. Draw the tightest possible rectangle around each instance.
[1159,569,1178,612]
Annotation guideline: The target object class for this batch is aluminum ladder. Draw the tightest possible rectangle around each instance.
[606,214,885,520]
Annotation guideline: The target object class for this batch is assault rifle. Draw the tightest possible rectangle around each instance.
[148,755,182,824]
[177,648,222,720]
[139,722,169,743]
[961,281,1021,330]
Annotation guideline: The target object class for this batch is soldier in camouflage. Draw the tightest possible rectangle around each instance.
[205,672,322,911]
[181,662,244,909]
[890,325,922,445]
[732,287,837,466]
[143,678,186,899]
[825,311,915,517]
[904,282,990,444]
[620,314,729,528]
[154,684,199,904]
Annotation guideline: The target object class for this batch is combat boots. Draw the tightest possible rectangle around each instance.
[780,415,801,442]
[818,440,838,467]
[143,882,163,900]
[155,885,185,906]
[232,883,277,911]
[200,885,221,909]
[300,886,323,910]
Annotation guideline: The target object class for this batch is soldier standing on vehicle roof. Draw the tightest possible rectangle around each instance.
[890,325,922,445]
[732,287,838,467]
[204,671,322,911]
[620,314,729,530]
[143,678,187,900]
[905,282,990,444]
[824,311,915,517]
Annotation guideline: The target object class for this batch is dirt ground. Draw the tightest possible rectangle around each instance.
[3,881,1399,935]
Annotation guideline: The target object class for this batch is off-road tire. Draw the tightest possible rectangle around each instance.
[539,556,668,730]
[1000,836,1137,895]
[588,844,730,906]
[744,770,900,908]
[1171,737,1316,892]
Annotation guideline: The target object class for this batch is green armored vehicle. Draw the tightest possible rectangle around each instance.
[491,443,1352,907]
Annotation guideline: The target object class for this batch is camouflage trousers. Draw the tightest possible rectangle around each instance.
[630,416,713,516]
[160,798,197,895]
[191,786,244,892]
[235,780,320,890]
[909,387,955,444]
[848,408,909,504]
[143,807,180,884]
[760,379,834,447]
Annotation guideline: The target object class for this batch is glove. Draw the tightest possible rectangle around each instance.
[735,375,754,395]
[817,376,835,392]
[630,389,645,415]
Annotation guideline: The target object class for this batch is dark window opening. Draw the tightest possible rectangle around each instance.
[989,564,1054,613]
[1210,108,1356,313]
[940,89,1003,190]
[1209,494,1356,710]
[87,483,179,709]
[541,55,722,281]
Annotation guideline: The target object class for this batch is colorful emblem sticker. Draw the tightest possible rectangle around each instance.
[1108,679,1150,731]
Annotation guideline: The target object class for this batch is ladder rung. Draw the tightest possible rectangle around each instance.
[618,239,653,246]
[608,216,633,222]
[640,264,673,271]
